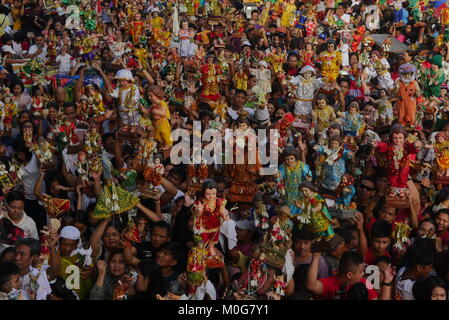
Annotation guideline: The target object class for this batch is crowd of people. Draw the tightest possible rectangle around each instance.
[1,0,449,301]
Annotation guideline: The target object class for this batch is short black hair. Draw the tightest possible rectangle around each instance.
[335,227,352,245]
[159,242,182,264]
[0,262,20,290]
[152,221,172,239]
[413,276,447,300]
[339,251,364,275]
[234,89,247,96]
[6,190,25,205]
[405,240,436,268]
[371,220,393,240]
[15,238,40,257]
[374,256,393,266]
[292,227,314,241]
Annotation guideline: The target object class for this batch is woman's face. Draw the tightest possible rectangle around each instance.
[329,140,340,150]
[267,103,275,115]
[14,85,22,95]
[431,286,447,300]
[108,253,126,277]
[19,113,31,125]
[102,226,121,249]
[350,55,358,66]
[285,155,296,167]
[48,107,58,120]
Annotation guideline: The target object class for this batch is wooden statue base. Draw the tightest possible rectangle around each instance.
[435,176,449,185]
[140,188,161,199]
[117,131,141,141]
[385,194,410,208]
[328,208,357,220]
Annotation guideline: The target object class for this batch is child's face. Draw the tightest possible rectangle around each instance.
[303,71,313,79]
[317,99,326,109]
[238,122,249,131]
[371,237,390,255]
[379,207,396,223]
[349,106,357,114]
[329,140,340,150]
[437,136,445,144]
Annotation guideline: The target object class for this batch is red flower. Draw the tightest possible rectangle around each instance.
[283,112,295,123]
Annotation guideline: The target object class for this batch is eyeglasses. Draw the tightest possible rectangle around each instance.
[359,184,375,191]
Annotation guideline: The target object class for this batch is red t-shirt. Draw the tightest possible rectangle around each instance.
[437,230,449,248]
[364,247,392,265]
[318,276,378,300]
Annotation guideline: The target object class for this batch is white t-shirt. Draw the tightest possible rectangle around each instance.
[55,53,74,75]
[20,154,45,201]
[28,44,48,62]
[6,212,39,240]
[395,267,415,300]
[227,107,254,121]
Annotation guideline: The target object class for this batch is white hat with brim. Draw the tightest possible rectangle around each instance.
[115,69,134,82]
[300,65,316,74]
[1,45,15,55]
[60,226,81,241]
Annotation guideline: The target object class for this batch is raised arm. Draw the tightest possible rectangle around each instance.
[305,252,324,295]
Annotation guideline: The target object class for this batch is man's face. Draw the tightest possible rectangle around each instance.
[436,213,449,232]
[357,180,375,200]
[372,237,390,255]
[15,244,33,272]
[347,263,365,285]
[288,55,298,68]
[7,200,24,222]
[233,93,246,108]
[379,207,396,223]
[340,81,349,94]
[151,226,169,248]
[64,106,76,122]
[60,238,78,257]
[216,182,226,198]
[294,239,312,256]
[156,249,176,268]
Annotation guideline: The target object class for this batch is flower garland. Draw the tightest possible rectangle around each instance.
[387,146,410,175]
[118,85,137,113]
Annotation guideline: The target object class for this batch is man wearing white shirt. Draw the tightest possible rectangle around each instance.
[26,35,48,62]
[3,191,38,240]
[227,89,254,121]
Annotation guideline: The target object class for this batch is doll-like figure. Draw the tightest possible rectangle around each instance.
[32,137,55,169]
[84,125,102,155]
[179,20,197,59]
[337,101,365,136]
[312,94,336,140]
[76,151,90,184]
[250,61,272,95]
[280,0,297,28]
[110,69,141,137]
[434,132,449,177]
[186,235,209,287]
[289,65,323,117]
[318,40,342,84]
[366,88,393,126]
[367,51,395,90]
[200,54,222,102]
[396,63,420,127]
[192,180,229,267]
[86,84,105,116]
[335,174,356,209]
[372,124,418,198]
[313,135,353,193]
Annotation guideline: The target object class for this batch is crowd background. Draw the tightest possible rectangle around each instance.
[0,0,449,301]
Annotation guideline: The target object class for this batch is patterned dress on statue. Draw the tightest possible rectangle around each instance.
[277,161,312,216]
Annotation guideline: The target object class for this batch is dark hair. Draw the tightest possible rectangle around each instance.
[405,240,436,268]
[339,251,364,275]
[434,252,449,280]
[10,81,24,93]
[0,262,20,290]
[371,220,393,240]
[436,209,449,221]
[13,139,33,162]
[293,227,314,241]
[159,242,183,265]
[0,247,15,261]
[107,248,125,264]
[152,220,172,239]
[374,256,393,265]
[335,227,352,245]
[234,89,247,97]
[413,276,447,300]
[167,165,187,183]
[6,190,25,205]
[15,238,40,257]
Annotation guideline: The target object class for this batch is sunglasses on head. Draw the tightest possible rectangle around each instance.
[359,184,374,191]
